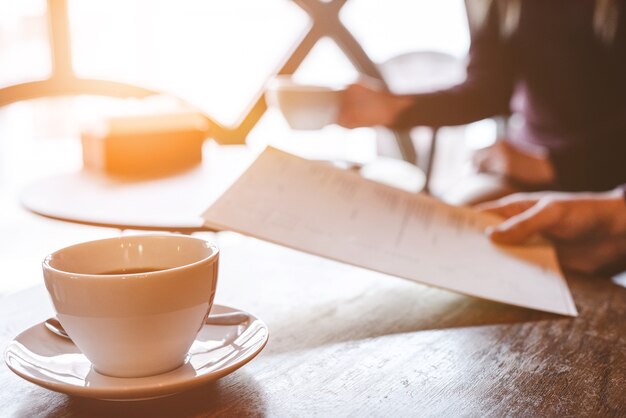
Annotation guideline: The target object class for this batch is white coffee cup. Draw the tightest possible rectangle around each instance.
[42,234,219,378]
[265,76,345,130]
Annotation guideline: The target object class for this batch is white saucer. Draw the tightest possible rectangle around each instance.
[4,304,268,401]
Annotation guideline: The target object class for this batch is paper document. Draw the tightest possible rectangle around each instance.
[202,147,577,316]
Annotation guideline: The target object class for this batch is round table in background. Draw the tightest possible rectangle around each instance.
[20,145,426,233]
[20,145,256,233]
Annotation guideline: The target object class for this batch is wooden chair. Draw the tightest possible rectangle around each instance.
[378,50,518,205]
[377,51,466,194]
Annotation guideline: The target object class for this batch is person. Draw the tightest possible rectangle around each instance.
[479,186,626,274]
[337,0,625,196]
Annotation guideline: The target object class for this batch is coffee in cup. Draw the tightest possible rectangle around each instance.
[42,234,219,378]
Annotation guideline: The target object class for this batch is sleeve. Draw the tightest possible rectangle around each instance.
[549,138,626,192]
[392,3,517,129]
[548,146,592,191]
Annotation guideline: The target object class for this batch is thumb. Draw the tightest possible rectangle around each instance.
[476,198,538,219]
[486,201,560,244]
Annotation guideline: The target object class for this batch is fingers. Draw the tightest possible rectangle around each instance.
[336,84,361,128]
[337,83,379,128]
[470,141,554,186]
[337,83,405,128]
[486,200,561,244]
[476,193,542,218]
[477,199,537,218]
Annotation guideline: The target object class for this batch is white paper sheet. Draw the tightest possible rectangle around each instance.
[202,147,577,316]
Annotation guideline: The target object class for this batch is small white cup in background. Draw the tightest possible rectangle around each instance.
[265,76,345,130]
[42,234,219,378]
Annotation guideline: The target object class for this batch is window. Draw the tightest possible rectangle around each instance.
[0,0,51,88]
[68,0,309,126]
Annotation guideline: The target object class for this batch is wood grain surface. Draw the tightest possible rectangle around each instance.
[2,232,626,417]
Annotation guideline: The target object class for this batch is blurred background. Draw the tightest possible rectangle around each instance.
[0,0,496,294]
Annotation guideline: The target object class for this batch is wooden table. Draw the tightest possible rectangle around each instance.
[2,232,626,417]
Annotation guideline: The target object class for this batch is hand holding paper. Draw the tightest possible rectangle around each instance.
[203,148,577,316]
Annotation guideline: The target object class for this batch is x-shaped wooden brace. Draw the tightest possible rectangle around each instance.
[0,0,417,163]
[210,0,416,163]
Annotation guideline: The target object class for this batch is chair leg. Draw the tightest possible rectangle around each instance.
[423,127,439,195]
[393,130,418,165]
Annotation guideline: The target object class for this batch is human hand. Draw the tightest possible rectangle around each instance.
[337,81,413,129]
[479,189,626,274]
[472,140,555,187]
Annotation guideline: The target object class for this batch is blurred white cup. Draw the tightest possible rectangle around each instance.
[265,76,345,130]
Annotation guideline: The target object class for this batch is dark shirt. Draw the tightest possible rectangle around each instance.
[394,0,626,191]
